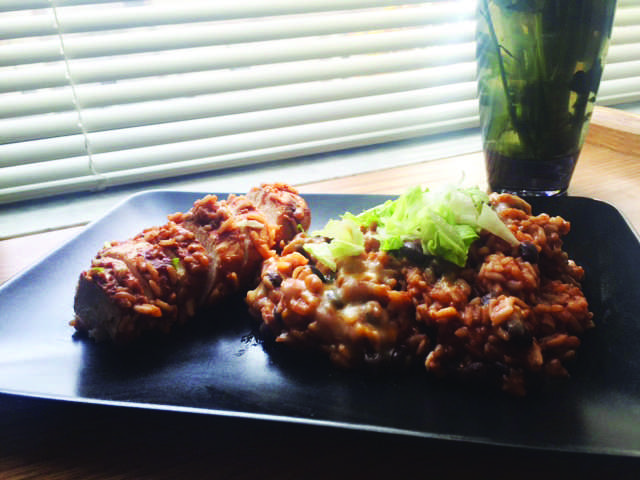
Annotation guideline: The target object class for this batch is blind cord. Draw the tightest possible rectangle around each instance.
[49,0,106,192]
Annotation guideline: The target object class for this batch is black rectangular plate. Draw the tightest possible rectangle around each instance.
[1,191,640,457]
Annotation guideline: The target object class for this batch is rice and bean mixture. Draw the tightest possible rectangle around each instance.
[246,193,593,395]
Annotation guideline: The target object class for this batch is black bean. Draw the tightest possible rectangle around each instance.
[394,240,427,264]
[505,317,533,347]
[519,242,539,264]
[266,271,282,288]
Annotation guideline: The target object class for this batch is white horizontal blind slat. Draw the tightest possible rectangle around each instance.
[602,60,640,81]
[61,6,474,60]
[0,86,76,119]
[91,100,479,173]
[0,57,479,119]
[0,73,478,161]
[0,41,475,97]
[616,6,640,25]
[0,110,79,145]
[0,135,88,168]
[1,7,475,67]
[611,24,640,44]
[598,77,640,104]
[0,155,91,190]
[607,42,640,64]
[52,0,469,33]
[76,54,477,110]
[6,3,630,69]
[0,62,71,93]
[0,1,49,11]
[0,35,61,67]
[1,2,478,155]
[0,7,57,39]
[63,33,476,86]
[85,83,478,153]
[0,102,480,204]
[1,0,638,206]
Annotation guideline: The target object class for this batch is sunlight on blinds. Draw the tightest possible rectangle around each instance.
[1,0,638,204]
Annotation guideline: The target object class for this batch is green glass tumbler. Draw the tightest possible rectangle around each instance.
[476,0,617,196]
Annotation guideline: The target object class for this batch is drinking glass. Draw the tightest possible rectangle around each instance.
[476,0,617,196]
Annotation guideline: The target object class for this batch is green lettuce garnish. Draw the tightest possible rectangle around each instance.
[304,184,519,269]
[171,257,185,276]
[303,217,365,271]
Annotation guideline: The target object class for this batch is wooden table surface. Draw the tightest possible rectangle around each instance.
[1,106,639,479]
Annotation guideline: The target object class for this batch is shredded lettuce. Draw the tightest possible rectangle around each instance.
[304,184,519,269]
[171,257,186,276]
[303,217,365,271]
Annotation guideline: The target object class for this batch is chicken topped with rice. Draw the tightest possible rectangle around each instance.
[72,183,310,343]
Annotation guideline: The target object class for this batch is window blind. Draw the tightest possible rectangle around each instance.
[1,0,639,205]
